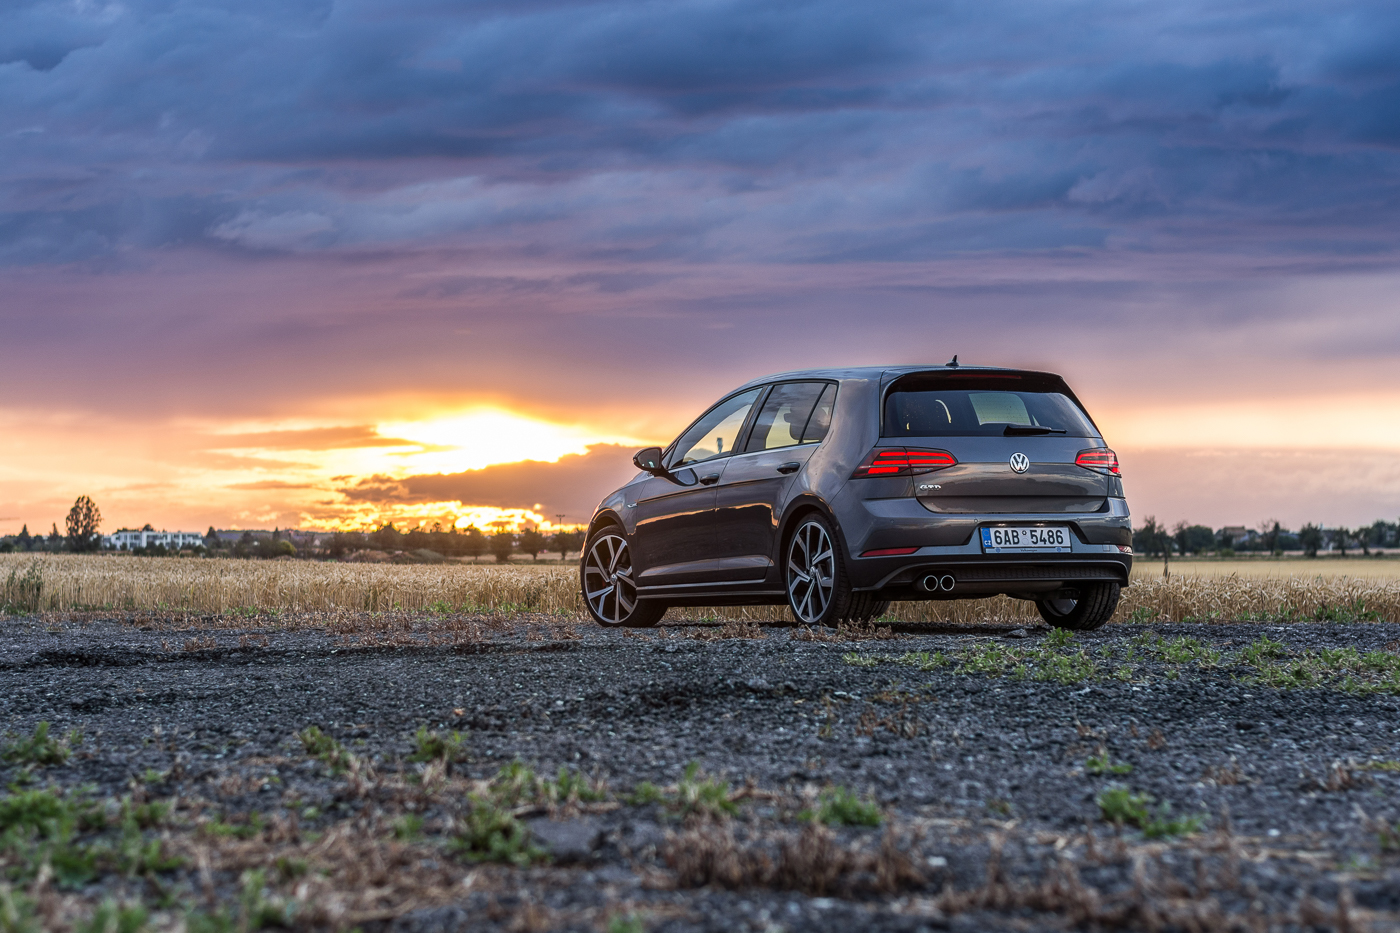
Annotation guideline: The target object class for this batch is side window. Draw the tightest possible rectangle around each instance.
[801,384,835,443]
[669,389,763,467]
[745,382,831,452]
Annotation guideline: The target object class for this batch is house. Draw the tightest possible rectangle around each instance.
[105,530,206,550]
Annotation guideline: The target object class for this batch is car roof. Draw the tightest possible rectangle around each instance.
[731,364,1064,392]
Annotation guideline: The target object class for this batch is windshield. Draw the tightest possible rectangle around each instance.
[884,388,1097,438]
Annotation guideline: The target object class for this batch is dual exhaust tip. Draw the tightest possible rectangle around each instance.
[919,573,956,593]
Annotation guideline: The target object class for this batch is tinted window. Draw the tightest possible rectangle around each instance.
[670,389,762,466]
[745,382,830,452]
[884,389,1096,437]
[801,384,834,443]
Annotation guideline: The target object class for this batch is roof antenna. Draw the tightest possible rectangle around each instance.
[946,354,959,369]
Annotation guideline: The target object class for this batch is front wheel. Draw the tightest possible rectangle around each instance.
[785,514,887,626]
[581,526,666,628]
[1035,582,1120,631]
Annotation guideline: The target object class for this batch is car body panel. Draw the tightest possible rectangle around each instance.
[587,364,1132,606]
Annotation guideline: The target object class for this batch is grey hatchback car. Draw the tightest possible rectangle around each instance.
[580,364,1132,630]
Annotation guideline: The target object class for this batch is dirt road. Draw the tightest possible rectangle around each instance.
[2,615,1398,931]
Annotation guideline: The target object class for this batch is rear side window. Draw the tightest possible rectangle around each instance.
[745,382,834,451]
[883,377,1096,438]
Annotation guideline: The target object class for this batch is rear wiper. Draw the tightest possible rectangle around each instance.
[1003,425,1065,435]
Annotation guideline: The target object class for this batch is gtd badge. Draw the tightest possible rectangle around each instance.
[1009,452,1030,473]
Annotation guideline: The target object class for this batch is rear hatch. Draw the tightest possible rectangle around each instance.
[883,370,1110,514]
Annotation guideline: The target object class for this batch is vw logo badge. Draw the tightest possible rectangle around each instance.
[1009,452,1030,473]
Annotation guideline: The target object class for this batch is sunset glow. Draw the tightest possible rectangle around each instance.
[374,410,645,476]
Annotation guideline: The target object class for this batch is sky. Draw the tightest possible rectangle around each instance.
[3,0,1400,535]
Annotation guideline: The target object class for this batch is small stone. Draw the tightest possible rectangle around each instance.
[1005,628,1030,639]
[527,817,602,863]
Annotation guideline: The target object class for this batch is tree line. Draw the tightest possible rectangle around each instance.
[0,496,588,562]
[1133,517,1400,558]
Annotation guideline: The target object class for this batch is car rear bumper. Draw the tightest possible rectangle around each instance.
[833,491,1133,593]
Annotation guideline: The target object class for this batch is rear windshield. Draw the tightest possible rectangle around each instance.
[883,378,1098,438]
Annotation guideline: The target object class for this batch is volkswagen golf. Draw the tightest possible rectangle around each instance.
[579,363,1132,630]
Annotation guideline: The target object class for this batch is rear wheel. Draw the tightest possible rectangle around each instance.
[785,514,888,626]
[581,526,666,628]
[1035,582,1120,631]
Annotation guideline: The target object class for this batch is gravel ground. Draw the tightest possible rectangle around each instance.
[2,613,1399,931]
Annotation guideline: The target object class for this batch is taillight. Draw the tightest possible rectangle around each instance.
[851,447,957,478]
[1075,448,1120,475]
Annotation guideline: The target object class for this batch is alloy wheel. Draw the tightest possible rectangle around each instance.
[787,520,835,624]
[583,532,637,625]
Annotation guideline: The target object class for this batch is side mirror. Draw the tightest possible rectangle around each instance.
[633,447,667,475]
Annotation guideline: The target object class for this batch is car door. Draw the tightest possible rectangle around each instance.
[629,387,763,587]
[709,382,835,581]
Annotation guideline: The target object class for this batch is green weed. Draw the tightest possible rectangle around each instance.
[801,786,882,827]
[1,722,71,767]
[893,650,948,671]
[1240,636,1287,666]
[1097,786,1203,838]
[298,726,355,774]
[75,901,147,933]
[408,725,468,765]
[672,762,737,820]
[1085,750,1133,776]
[627,782,664,806]
[450,796,548,866]
[0,884,39,933]
[393,814,424,841]
[606,913,646,933]
[540,766,606,806]
[841,653,879,668]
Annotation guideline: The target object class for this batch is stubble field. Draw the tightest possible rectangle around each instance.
[2,555,1400,931]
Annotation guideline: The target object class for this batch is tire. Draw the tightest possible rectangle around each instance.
[580,525,666,628]
[785,514,887,626]
[1035,582,1120,631]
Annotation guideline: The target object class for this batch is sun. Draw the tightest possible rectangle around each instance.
[375,408,644,475]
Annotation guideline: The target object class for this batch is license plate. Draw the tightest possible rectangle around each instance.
[980,525,1070,553]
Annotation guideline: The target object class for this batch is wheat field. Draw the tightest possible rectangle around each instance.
[2,553,1399,624]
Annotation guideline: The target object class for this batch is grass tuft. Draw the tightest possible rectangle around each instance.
[1,722,72,767]
[801,786,882,827]
[1097,786,1204,839]
[298,726,355,774]
[408,725,469,765]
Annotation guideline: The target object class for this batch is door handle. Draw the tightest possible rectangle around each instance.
[776,461,801,474]
[700,473,721,485]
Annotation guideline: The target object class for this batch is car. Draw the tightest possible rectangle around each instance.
[579,362,1132,630]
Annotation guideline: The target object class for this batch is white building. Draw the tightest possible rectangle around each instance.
[105,530,206,551]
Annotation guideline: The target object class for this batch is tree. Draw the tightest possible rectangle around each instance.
[1299,524,1323,558]
[462,526,487,562]
[48,523,62,549]
[1258,519,1282,556]
[518,528,546,560]
[1132,517,1162,557]
[205,526,222,550]
[489,530,515,563]
[65,496,102,552]
[1332,527,1350,557]
[552,530,582,561]
[1174,524,1214,556]
[372,523,401,552]
[17,525,31,551]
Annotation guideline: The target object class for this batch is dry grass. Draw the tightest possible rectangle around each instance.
[1137,558,1400,580]
[3,553,1400,625]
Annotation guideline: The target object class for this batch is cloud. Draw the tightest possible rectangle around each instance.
[225,480,315,491]
[209,426,417,452]
[1,0,1398,269]
[338,443,639,520]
